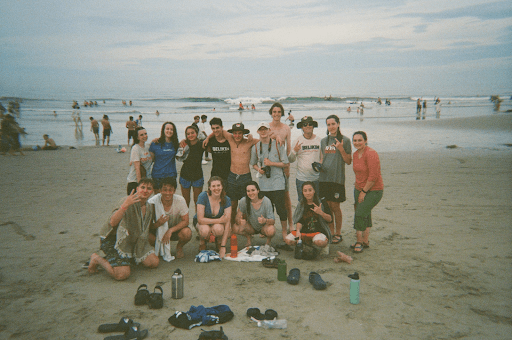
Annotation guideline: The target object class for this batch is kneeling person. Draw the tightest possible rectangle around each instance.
[285,181,332,249]
[88,178,159,281]
[148,177,192,259]
[233,181,276,247]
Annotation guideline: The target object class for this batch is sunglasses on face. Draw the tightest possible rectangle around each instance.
[302,123,312,127]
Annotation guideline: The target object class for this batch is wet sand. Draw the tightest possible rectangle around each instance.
[0,119,511,339]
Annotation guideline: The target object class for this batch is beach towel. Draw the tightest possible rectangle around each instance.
[224,245,277,262]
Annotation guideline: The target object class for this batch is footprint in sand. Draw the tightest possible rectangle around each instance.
[1,221,36,240]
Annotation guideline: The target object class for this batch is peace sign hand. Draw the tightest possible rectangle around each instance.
[294,140,303,153]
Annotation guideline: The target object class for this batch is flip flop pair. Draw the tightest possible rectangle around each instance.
[98,318,148,340]
[246,308,278,321]
[134,284,163,309]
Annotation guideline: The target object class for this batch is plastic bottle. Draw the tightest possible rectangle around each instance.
[277,260,287,281]
[258,319,288,329]
[171,269,184,299]
[348,272,360,304]
[230,234,238,258]
[294,239,303,259]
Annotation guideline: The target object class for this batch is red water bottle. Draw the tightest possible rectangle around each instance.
[230,234,238,258]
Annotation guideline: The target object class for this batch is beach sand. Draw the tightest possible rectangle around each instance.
[0,116,511,339]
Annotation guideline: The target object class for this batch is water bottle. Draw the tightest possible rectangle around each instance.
[171,269,184,299]
[230,234,238,258]
[277,260,287,281]
[258,319,287,329]
[294,239,303,259]
[348,272,360,304]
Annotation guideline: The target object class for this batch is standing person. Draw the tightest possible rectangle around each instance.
[177,125,205,214]
[267,102,294,239]
[207,117,231,183]
[87,178,159,280]
[288,116,322,201]
[192,115,200,130]
[350,131,383,253]
[149,122,179,191]
[250,122,289,242]
[90,117,99,143]
[126,116,137,145]
[435,98,441,118]
[196,176,232,258]
[233,181,276,247]
[319,115,352,244]
[198,115,211,163]
[416,98,422,115]
[135,115,143,127]
[203,123,258,226]
[148,177,192,259]
[422,99,427,119]
[126,127,153,195]
[101,115,112,146]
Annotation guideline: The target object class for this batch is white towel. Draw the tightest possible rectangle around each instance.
[149,196,175,262]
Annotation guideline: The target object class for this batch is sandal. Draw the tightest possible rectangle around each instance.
[332,235,342,244]
[134,284,150,306]
[350,241,369,249]
[148,286,163,309]
[103,325,149,340]
[98,317,140,333]
[353,242,364,253]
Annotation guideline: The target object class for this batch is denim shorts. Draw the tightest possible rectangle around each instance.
[179,176,204,189]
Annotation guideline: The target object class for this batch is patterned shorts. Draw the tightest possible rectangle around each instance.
[100,233,134,267]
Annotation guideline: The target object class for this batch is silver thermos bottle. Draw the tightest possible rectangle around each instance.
[171,269,184,299]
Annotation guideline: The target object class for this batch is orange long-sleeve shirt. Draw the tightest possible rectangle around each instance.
[352,146,384,191]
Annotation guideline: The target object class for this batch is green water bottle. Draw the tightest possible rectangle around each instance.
[349,272,360,304]
[277,260,287,281]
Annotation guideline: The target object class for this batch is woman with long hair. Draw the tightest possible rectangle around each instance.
[233,181,276,247]
[126,126,153,195]
[177,125,206,212]
[195,176,232,258]
[350,131,383,253]
[149,122,179,191]
[319,114,352,244]
[284,181,332,249]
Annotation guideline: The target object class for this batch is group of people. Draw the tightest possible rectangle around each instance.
[88,103,384,280]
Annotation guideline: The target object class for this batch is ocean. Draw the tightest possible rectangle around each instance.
[1,95,511,152]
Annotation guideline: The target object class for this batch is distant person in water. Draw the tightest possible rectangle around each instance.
[90,117,99,142]
[126,116,137,145]
[101,115,112,146]
[136,115,143,127]
[42,134,58,150]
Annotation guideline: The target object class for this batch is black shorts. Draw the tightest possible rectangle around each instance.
[319,182,346,203]
[103,128,111,137]
[128,130,136,140]
[261,190,287,223]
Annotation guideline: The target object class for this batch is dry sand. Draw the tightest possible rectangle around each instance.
[1,115,511,339]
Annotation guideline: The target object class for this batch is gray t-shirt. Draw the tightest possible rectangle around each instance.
[319,134,351,184]
[238,196,275,232]
[250,140,289,191]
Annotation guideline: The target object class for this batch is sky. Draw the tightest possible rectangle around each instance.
[1,0,511,99]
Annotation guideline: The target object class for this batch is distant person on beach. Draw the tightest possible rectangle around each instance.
[129,100,132,106]
[239,102,244,110]
[251,104,256,110]
[198,115,210,163]
[319,114,352,245]
[250,122,289,242]
[416,98,422,119]
[177,125,206,215]
[42,134,58,150]
[283,181,332,250]
[350,131,383,254]
[87,178,159,280]
[89,117,99,142]
[204,123,258,227]
[149,122,179,191]
[53,111,57,117]
[192,115,200,130]
[435,98,441,118]
[207,117,231,182]
[101,115,112,146]
[126,116,137,145]
[156,110,160,116]
[126,127,153,195]
[267,102,293,241]
[233,181,276,247]
[288,116,322,201]
[422,100,427,119]
[195,176,232,258]
[148,177,192,259]
[136,115,143,127]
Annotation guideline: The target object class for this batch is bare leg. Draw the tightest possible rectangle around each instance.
[362,227,370,245]
[284,191,293,230]
[192,187,202,214]
[327,201,342,236]
[176,228,192,258]
[181,186,191,210]
[88,253,130,281]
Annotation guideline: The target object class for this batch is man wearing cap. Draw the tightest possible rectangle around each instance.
[250,122,289,241]
[204,122,258,225]
[288,116,322,201]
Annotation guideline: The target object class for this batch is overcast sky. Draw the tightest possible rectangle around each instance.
[1,0,511,98]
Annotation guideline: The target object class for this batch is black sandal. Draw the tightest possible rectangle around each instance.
[103,325,149,340]
[332,235,342,244]
[148,285,163,309]
[134,284,150,306]
[98,317,139,333]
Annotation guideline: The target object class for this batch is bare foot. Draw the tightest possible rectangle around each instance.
[176,247,185,259]
[88,253,101,273]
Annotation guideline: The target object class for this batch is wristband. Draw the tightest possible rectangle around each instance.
[361,189,367,194]
[220,245,226,248]
[120,205,128,210]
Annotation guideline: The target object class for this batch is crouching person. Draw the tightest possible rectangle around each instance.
[284,181,332,249]
[88,178,159,280]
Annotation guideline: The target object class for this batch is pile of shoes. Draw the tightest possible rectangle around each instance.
[286,269,327,290]
[246,307,278,321]
[98,317,148,340]
[134,284,164,309]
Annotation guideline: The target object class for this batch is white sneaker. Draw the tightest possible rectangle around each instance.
[202,160,208,165]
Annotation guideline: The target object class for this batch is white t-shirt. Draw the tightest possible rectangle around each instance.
[148,193,189,229]
[126,144,152,182]
[287,134,322,181]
